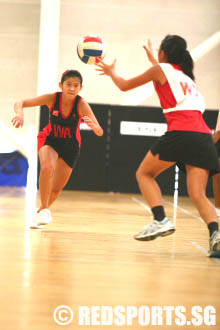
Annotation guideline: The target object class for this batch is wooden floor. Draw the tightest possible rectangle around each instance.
[0,187,219,330]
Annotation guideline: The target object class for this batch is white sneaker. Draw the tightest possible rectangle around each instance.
[30,220,44,229]
[35,208,52,226]
[134,217,175,241]
[209,230,220,258]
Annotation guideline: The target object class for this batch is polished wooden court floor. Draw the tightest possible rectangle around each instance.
[0,187,219,330]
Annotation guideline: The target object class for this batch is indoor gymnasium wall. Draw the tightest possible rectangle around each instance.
[59,0,220,109]
[1,0,219,136]
[1,0,219,192]
[0,0,40,152]
[0,0,40,185]
[57,0,220,195]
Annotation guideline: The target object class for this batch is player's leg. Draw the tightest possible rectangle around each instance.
[38,145,58,210]
[186,165,220,257]
[186,165,217,223]
[136,151,174,207]
[30,145,58,228]
[134,151,176,241]
[35,158,72,226]
[48,157,73,208]
[213,172,220,217]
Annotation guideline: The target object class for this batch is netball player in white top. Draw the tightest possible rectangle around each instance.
[96,35,220,258]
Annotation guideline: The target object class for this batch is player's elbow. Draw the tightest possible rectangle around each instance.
[95,127,103,136]
[97,128,104,136]
[119,81,131,92]
[120,85,128,92]
[115,78,129,92]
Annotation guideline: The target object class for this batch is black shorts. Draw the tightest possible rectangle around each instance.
[151,131,220,176]
[44,137,80,169]
[215,140,220,158]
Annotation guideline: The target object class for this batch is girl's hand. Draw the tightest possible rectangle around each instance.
[79,100,103,136]
[95,58,116,76]
[143,39,158,65]
[82,116,103,136]
[11,112,24,128]
[82,116,96,130]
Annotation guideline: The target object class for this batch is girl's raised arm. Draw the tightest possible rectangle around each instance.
[143,39,158,65]
[96,59,166,91]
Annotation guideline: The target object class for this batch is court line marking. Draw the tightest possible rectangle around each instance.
[163,198,204,223]
[191,241,209,256]
[132,195,203,222]
[192,242,220,264]
[131,196,220,264]
[131,196,152,214]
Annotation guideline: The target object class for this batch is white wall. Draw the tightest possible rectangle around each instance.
[0,0,220,153]
[59,0,220,108]
[0,0,40,153]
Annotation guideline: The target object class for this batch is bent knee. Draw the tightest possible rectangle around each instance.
[40,163,54,176]
[136,168,143,182]
[188,190,206,204]
[51,186,62,195]
[136,167,153,182]
[51,181,67,195]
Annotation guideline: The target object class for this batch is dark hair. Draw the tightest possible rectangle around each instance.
[61,70,83,85]
[160,35,195,81]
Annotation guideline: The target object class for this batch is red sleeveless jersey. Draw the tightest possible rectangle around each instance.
[154,64,211,134]
[38,92,82,150]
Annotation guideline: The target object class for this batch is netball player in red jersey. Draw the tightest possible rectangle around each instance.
[96,35,220,257]
[12,70,103,228]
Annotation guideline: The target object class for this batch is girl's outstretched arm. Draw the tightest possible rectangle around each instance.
[96,59,166,91]
[12,94,54,128]
[79,99,103,136]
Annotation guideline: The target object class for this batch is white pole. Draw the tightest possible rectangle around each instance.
[37,0,61,96]
[26,0,61,226]
[173,165,179,223]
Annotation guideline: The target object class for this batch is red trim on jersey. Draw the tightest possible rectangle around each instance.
[154,64,186,109]
[84,36,102,43]
[60,93,76,119]
[49,93,57,113]
[165,111,211,133]
[154,80,177,109]
[38,123,52,151]
[154,65,211,134]
[76,117,82,145]
[76,97,82,145]
[77,97,83,116]
[171,64,182,71]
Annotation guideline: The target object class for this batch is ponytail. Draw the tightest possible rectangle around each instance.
[180,50,195,81]
[160,35,195,81]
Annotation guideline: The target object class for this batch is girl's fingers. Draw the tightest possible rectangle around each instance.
[147,39,152,49]
[95,59,104,67]
[95,62,104,67]
[11,116,23,128]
